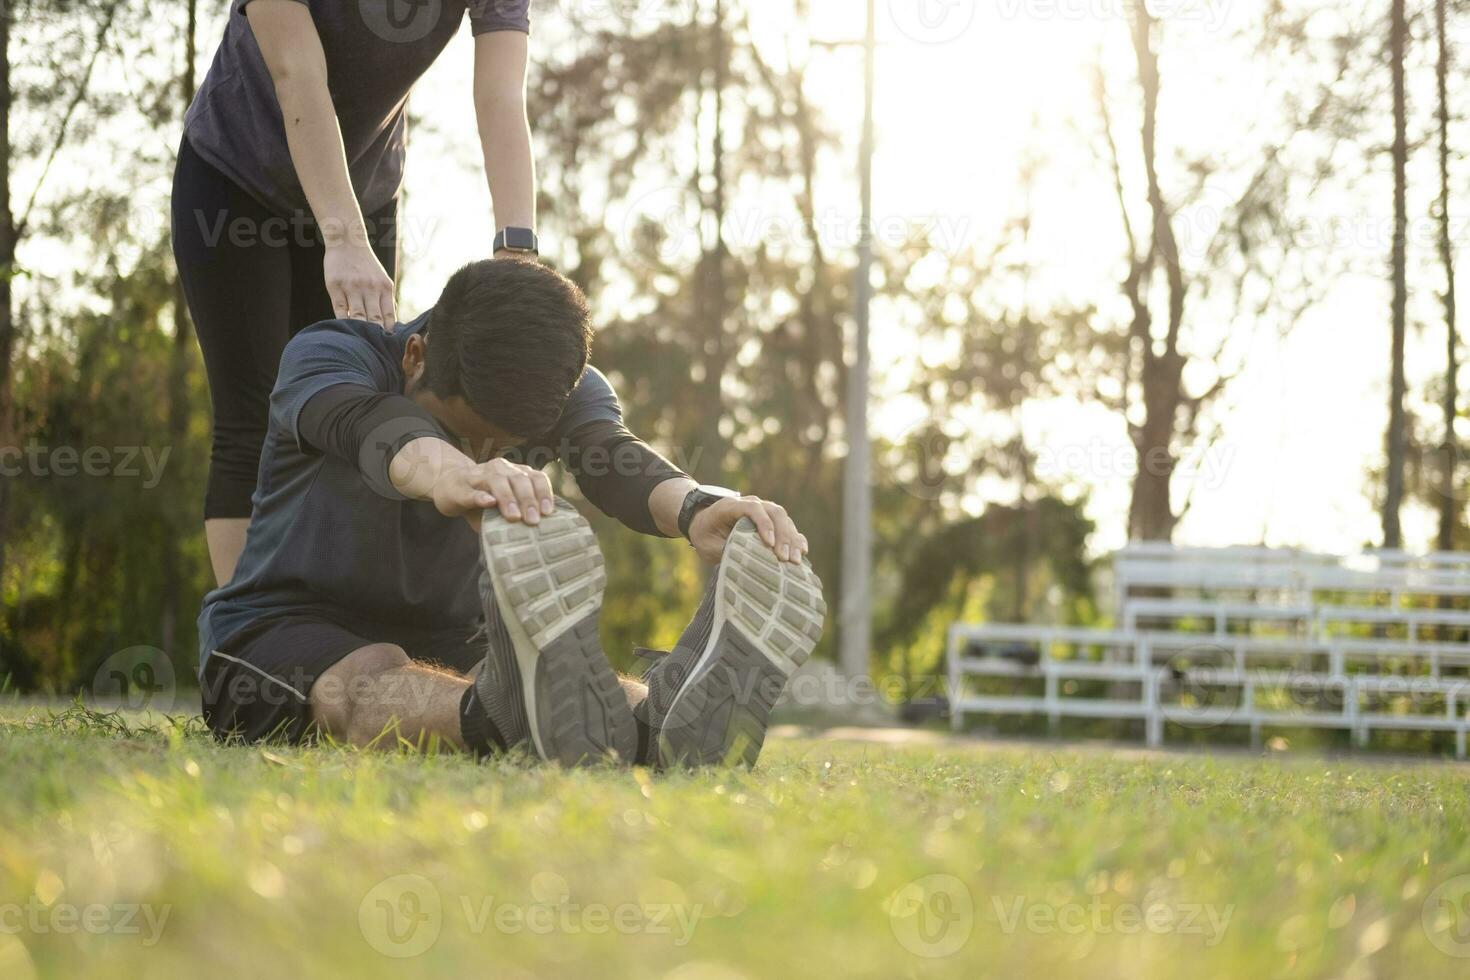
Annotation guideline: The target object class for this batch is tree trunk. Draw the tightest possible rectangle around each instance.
[0,8,15,597]
[694,0,729,482]
[1385,0,1409,550]
[1126,7,1187,543]
[1436,0,1460,554]
[161,0,198,661]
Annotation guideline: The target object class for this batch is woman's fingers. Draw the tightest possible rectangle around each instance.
[361,289,384,328]
[380,283,398,329]
[329,285,351,320]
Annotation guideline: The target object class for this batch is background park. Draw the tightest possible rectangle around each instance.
[4,1,1470,977]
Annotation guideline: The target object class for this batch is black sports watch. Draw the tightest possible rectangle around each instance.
[678,485,739,540]
[493,226,539,256]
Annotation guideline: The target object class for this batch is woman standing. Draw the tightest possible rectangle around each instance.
[172,0,539,585]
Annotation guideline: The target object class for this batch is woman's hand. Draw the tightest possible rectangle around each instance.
[246,1,397,330]
[324,243,396,329]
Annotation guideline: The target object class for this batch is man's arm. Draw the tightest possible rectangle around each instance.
[647,480,810,566]
[558,419,809,566]
[297,385,553,527]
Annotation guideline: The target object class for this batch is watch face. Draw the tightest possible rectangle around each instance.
[703,486,740,500]
[500,227,537,252]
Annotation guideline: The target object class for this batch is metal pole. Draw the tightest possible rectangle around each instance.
[839,0,876,681]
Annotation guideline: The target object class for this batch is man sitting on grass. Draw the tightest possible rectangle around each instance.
[198,258,826,767]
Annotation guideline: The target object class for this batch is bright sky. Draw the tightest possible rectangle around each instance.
[22,0,1458,559]
[386,0,1464,558]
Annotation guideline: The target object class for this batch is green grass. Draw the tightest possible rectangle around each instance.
[3,704,1470,979]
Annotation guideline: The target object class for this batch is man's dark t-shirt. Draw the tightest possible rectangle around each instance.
[196,313,664,676]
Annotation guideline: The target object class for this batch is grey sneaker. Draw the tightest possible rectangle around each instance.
[638,518,826,768]
[473,499,636,766]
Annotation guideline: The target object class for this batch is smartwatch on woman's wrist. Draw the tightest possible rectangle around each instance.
[493,227,539,257]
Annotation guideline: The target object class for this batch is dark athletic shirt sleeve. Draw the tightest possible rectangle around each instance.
[559,419,687,537]
[522,367,688,537]
[271,321,402,455]
[297,384,444,493]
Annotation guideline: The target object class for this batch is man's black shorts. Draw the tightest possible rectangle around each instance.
[200,613,482,744]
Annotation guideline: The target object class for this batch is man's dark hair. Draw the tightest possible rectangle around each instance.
[423,258,592,439]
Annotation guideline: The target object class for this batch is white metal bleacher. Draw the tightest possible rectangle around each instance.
[947,544,1470,756]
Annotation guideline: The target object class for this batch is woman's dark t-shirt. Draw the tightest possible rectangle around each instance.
[184,0,530,218]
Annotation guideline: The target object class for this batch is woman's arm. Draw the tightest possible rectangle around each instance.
[246,0,397,326]
[474,31,537,242]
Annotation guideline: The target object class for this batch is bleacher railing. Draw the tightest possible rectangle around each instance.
[947,544,1470,756]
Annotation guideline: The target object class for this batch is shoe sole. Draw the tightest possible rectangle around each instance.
[480,504,636,766]
[657,519,826,768]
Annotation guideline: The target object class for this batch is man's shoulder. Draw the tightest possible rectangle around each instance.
[280,314,424,381]
[289,315,415,355]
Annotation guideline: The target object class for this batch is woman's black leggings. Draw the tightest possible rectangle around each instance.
[170,136,398,520]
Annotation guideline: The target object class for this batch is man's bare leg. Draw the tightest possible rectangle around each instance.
[620,675,648,709]
[309,644,471,751]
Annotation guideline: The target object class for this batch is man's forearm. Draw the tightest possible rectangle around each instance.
[389,436,477,502]
[649,477,697,539]
[553,421,689,536]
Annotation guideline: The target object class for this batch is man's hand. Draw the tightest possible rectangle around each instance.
[688,495,809,566]
[429,458,555,529]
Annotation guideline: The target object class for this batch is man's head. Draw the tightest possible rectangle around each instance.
[403,258,591,454]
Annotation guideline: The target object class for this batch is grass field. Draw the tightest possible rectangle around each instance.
[4,704,1470,979]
